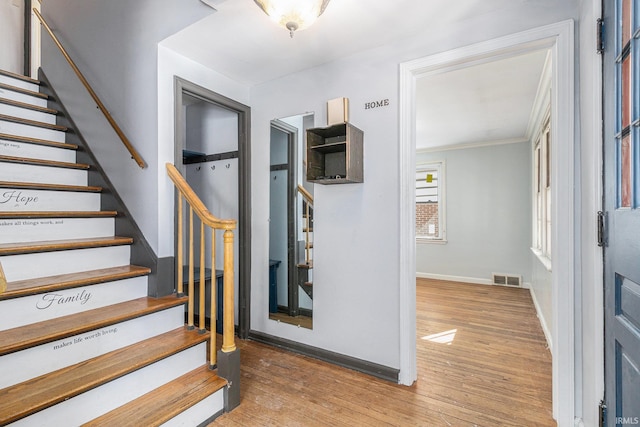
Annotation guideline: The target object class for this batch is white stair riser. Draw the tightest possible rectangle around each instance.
[0,162,87,186]
[0,304,183,389]
[0,87,48,108]
[0,275,146,332]
[0,245,131,282]
[0,120,65,143]
[162,389,224,427]
[0,188,100,212]
[0,139,76,162]
[0,217,114,244]
[0,103,57,124]
[9,342,207,427]
[0,75,40,92]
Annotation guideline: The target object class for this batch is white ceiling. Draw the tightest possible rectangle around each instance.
[162,0,551,151]
[415,49,550,150]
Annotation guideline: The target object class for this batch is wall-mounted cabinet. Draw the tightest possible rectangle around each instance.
[306,122,363,184]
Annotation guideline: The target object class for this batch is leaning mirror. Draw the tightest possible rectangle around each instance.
[269,113,314,329]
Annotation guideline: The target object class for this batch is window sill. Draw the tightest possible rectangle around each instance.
[416,238,447,245]
[531,247,552,271]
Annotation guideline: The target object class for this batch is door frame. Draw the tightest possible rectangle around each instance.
[398,20,575,424]
[270,119,300,316]
[174,76,252,339]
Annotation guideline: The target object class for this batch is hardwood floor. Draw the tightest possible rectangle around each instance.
[212,279,554,426]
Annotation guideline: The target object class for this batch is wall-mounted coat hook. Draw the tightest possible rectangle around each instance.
[196,166,201,171]
[226,163,231,169]
[211,165,216,170]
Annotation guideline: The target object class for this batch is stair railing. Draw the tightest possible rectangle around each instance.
[32,9,146,169]
[297,185,313,265]
[166,163,236,368]
[0,262,6,293]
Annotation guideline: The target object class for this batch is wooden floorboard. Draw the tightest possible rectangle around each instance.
[212,279,554,426]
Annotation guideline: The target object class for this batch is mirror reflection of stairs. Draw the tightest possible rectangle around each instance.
[0,69,227,425]
[298,197,313,299]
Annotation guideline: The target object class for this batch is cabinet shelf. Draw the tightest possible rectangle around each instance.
[306,122,363,184]
[309,141,347,154]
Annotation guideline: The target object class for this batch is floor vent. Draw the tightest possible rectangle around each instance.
[492,273,522,287]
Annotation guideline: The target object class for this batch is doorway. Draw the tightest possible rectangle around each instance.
[174,77,251,339]
[399,21,575,425]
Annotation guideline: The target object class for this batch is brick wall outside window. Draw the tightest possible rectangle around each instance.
[416,202,439,237]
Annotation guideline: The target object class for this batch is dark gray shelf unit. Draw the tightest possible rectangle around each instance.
[306,122,363,184]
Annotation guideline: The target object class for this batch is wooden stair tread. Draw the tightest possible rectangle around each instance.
[0,69,40,84]
[82,365,226,427]
[0,97,58,115]
[0,236,133,256]
[0,133,78,150]
[1,264,150,300]
[0,154,89,170]
[0,113,67,131]
[0,326,205,425]
[0,82,47,99]
[0,295,186,356]
[0,181,102,192]
[297,261,313,269]
[0,210,117,219]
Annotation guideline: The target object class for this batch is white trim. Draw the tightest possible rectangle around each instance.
[416,136,529,153]
[399,20,575,425]
[530,286,554,354]
[415,238,447,245]
[416,272,492,285]
[531,247,553,271]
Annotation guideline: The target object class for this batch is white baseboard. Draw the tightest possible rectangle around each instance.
[416,272,531,289]
[416,272,492,285]
[529,287,553,354]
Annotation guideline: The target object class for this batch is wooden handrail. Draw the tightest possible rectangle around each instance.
[33,8,146,169]
[0,262,6,293]
[167,163,237,230]
[167,162,237,367]
[297,184,313,206]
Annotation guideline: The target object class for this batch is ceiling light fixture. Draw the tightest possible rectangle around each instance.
[254,0,331,38]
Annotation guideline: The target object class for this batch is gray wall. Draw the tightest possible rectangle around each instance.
[416,142,532,284]
[41,0,213,253]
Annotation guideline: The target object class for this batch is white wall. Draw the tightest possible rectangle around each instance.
[249,1,578,371]
[0,0,23,74]
[41,0,214,254]
[416,142,532,285]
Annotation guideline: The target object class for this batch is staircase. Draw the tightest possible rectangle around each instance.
[297,192,313,301]
[0,69,227,426]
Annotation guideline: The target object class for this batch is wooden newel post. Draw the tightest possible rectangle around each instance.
[221,229,236,353]
[0,262,7,294]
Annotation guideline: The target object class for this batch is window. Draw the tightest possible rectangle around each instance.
[533,116,551,265]
[416,162,445,242]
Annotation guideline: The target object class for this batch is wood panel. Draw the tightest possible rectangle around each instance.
[0,69,40,84]
[1,264,150,300]
[0,295,186,356]
[0,154,88,169]
[0,97,58,114]
[0,326,207,425]
[82,365,227,427]
[212,279,555,426]
[0,114,67,131]
[0,236,133,256]
[0,133,78,150]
